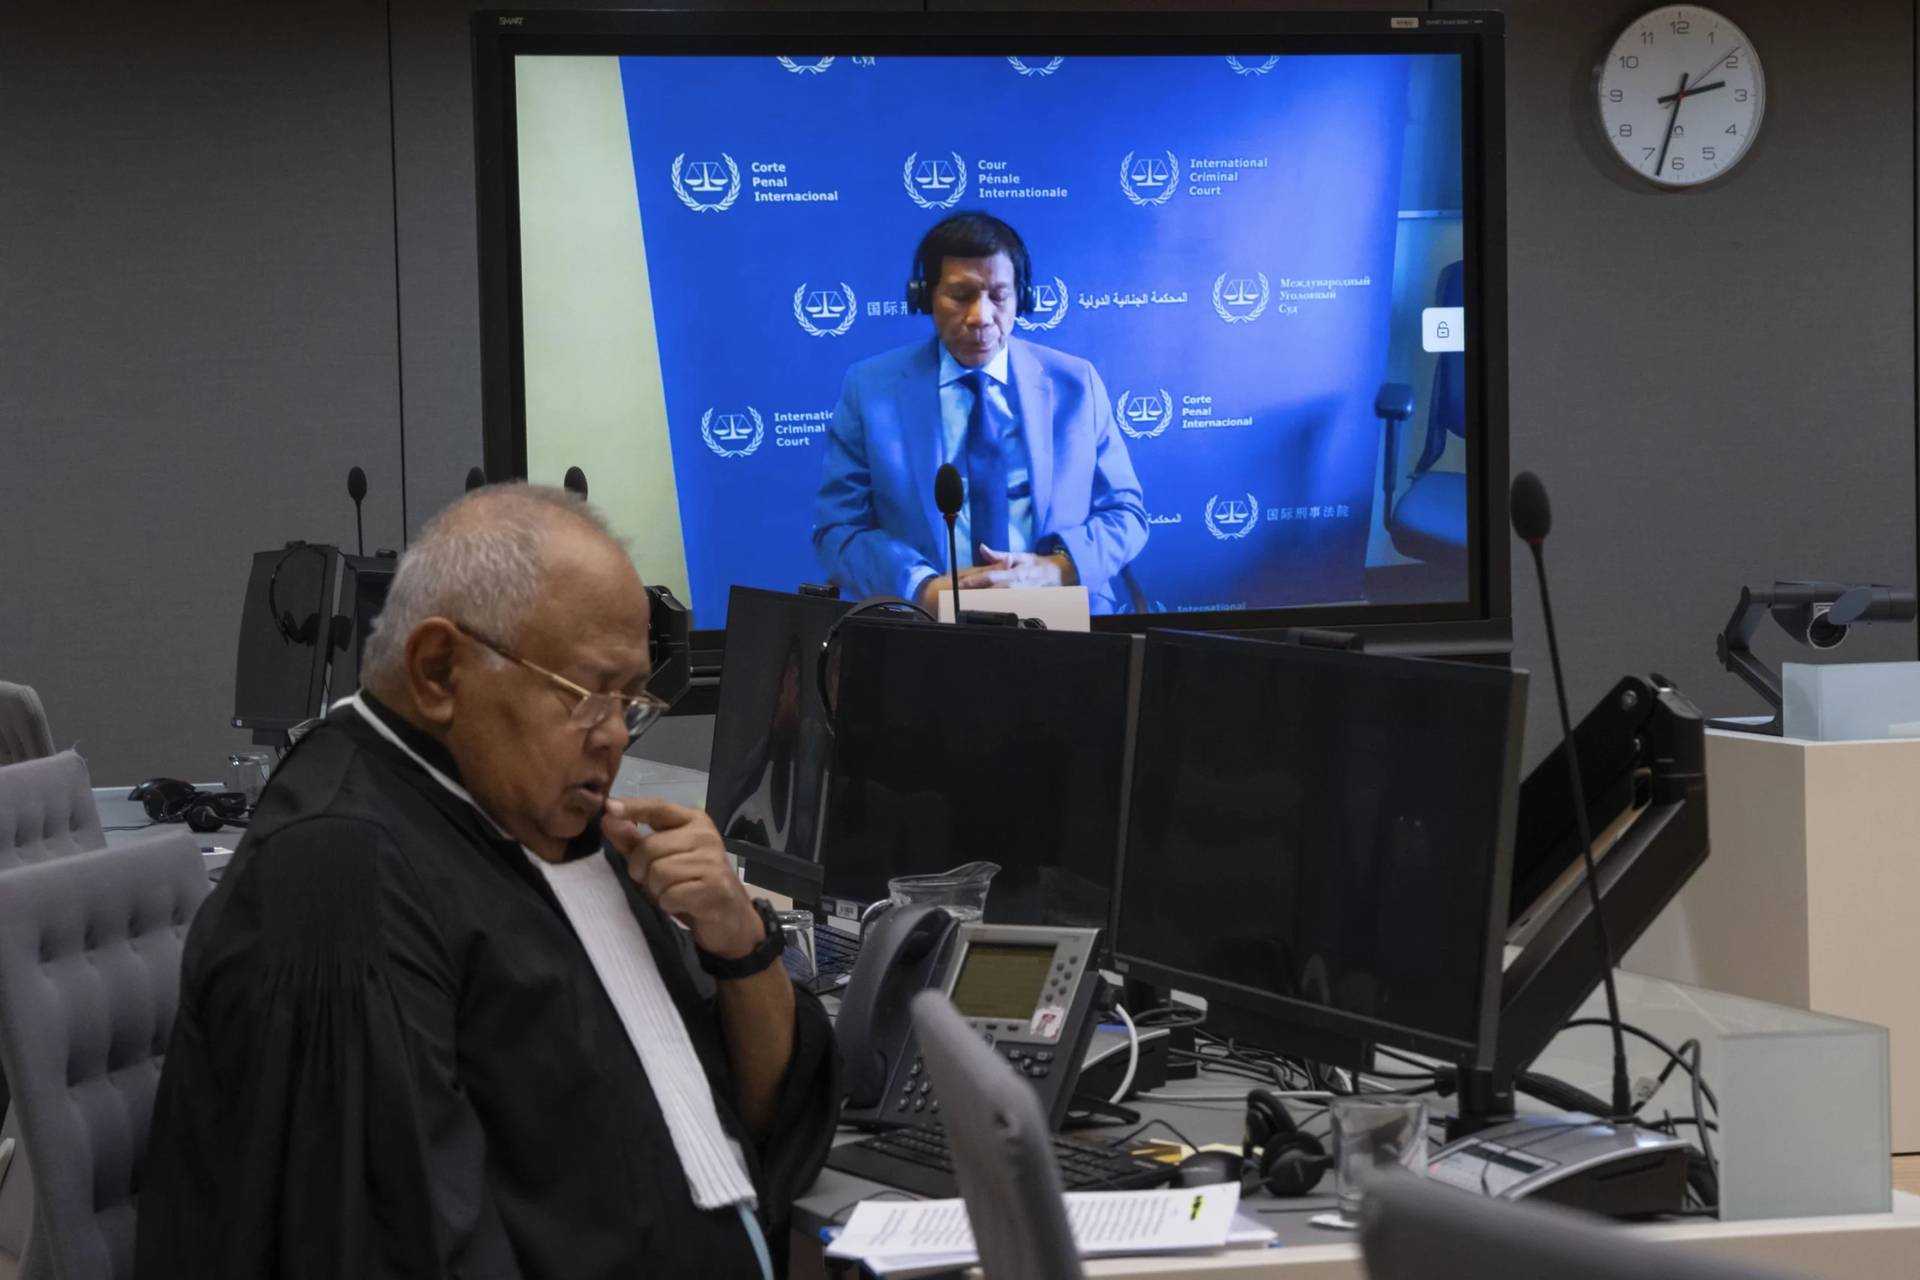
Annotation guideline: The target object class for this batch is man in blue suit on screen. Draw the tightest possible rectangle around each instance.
[813,212,1148,613]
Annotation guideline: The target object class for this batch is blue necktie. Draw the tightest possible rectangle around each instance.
[961,370,1008,566]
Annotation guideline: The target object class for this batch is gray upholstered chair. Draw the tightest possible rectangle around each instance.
[0,750,110,1269]
[911,990,1085,1280]
[0,752,106,872]
[0,831,210,1280]
[0,686,54,768]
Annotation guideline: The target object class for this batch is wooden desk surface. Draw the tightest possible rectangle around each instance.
[1895,1155,1920,1197]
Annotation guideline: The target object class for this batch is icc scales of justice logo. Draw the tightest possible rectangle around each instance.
[1119,150,1178,207]
[1212,272,1271,324]
[775,56,835,74]
[1205,493,1260,541]
[1014,277,1070,333]
[701,407,766,459]
[903,151,969,210]
[793,283,857,337]
[1114,389,1173,440]
[1226,56,1280,76]
[670,152,741,212]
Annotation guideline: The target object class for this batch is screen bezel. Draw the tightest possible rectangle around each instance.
[1107,629,1526,1069]
[473,9,1511,661]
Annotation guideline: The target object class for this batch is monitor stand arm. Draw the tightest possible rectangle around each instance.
[1714,586,1784,730]
[1451,682,1709,1140]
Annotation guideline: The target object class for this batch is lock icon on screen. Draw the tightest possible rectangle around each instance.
[1435,320,1451,340]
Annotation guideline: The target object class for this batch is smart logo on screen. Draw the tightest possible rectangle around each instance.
[1006,56,1065,77]
[1114,389,1174,440]
[1205,494,1261,541]
[792,283,857,337]
[903,152,968,209]
[670,153,742,212]
[1014,277,1070,332]
[1212,272,1271,323]
[774,56,835,75]
[701,408,766,459]
[1119,151,1179,206]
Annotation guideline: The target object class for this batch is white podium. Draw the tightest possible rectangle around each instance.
[1624,729,1920,1151]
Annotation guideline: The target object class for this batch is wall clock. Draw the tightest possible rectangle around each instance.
[1597,7,1765,188]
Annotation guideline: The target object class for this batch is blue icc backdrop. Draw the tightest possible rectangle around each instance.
[616,52,1459,628]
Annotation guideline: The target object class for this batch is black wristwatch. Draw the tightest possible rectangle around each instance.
[697,898,786,980]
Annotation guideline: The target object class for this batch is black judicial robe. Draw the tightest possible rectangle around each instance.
[136,698,840,1279]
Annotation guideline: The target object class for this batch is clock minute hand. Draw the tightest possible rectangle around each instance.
[1653,72,1688,177]
[1657,79,1725,105]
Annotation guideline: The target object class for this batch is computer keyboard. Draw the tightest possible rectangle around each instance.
[825,1123,1172,1200]
[785,924,862,993]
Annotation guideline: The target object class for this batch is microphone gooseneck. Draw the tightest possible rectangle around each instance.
[935,463,965,622]
[1511,470,1632,1123]
[346,466,367,556]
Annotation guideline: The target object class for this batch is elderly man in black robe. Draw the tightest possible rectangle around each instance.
[138,485,838,1278]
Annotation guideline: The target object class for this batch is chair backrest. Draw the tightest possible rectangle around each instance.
[1413,260,1467,474]
[0,752,106,872]
[0,832,211,1280]
[910,990,1085,1280]
[1360,1169,1807,1280]
[0,684,54,768]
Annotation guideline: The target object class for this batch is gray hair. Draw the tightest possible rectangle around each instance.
[359,483,622,691]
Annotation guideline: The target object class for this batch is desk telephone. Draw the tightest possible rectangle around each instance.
[836,904,1103,1129]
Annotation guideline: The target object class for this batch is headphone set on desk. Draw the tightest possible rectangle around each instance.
[904,214,1037,316]
[128,779,250,834]
[1243,1088,1335,1197]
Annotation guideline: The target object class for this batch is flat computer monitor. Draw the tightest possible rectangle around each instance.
[330,552,398,697]
[232,544,338,736]
[474,9,1510,656]
[705,586,850,900]
[819,619,1136,929]
[1111,630,1525,1069]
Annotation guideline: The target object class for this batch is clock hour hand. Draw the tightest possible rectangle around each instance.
[1657,79,1725,105]
[1653,72,1688,177]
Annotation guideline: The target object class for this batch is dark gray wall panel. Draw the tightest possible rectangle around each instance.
[0,2,403,782]
[1448,0,1916,759]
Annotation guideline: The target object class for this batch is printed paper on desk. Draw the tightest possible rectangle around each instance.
[826,1184,1243,1270]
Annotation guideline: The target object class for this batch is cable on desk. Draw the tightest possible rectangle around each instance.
[1558,1018,1721,1116]
[1108,1005,1140,1106]
[1110,1115,1207,1155]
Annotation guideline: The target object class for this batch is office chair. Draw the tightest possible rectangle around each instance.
[1360,1169,1808,1280]
[910,990,1085,1280]
[0,750,111,1266]
[1373,259,1468,564]
[0,832,211,1280]
[0,752,106,872]
[0,685,54,768]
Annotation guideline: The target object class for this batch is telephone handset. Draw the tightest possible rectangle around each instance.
[836,908,1103,1130]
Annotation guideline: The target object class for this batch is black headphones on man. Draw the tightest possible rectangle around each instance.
[1244,1088,1334,1197]
[904,212,1037,317]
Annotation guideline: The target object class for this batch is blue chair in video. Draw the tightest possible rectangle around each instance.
[1374,260,1467,564]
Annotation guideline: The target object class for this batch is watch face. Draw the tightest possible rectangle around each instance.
[1597,6,1764,188]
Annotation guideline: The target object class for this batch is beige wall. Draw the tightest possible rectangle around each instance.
[517,55,691,605]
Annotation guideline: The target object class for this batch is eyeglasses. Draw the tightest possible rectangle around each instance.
[453,623,668,741]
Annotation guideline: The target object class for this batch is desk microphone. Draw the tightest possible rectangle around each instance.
[564,466,589,499]
[346,466,367,556]
[934,463,964,622]
[1512,470,1633,1124]
[465,465,487,493]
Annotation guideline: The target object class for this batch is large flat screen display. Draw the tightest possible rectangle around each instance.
[476,12,1507,646]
